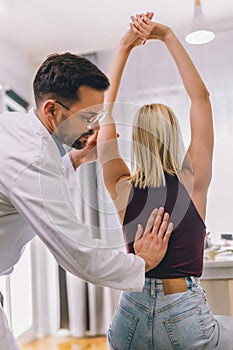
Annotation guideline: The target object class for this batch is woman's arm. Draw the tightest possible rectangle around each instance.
[97,14,153,200]
[106,12,153,110]
[131,15,214,192]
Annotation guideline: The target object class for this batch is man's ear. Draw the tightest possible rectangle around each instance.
[43,99,56,118]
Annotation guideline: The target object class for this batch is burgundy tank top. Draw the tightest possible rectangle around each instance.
[123,173,206,278]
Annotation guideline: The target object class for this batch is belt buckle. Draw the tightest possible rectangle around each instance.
[162,278,188,295]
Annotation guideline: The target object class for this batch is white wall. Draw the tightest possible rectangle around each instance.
[0,37,34,103]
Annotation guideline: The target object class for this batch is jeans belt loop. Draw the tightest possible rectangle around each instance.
[162,278,188,295]
[151,279,155,298]
[190,276,198,290]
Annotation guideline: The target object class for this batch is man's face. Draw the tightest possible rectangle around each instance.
[54,85,104,149]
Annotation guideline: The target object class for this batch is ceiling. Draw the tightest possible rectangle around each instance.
[0,0,233,65]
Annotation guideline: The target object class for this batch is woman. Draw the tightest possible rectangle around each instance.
[97,12,233,350]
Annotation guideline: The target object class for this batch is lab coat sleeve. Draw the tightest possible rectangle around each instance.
[62,153,78,188]
[9,158,145,291]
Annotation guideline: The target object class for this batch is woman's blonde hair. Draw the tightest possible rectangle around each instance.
[130,103,184,189]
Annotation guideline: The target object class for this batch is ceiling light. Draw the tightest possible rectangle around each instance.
[185,0,215,45]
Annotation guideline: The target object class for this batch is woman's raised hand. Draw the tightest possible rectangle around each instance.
[130,13,171,42]
[119,12,154,51]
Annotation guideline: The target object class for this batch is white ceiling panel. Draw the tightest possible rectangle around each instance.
[0,0,232,65]
[202,0,233,22]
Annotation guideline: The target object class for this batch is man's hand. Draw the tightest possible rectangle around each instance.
[134,207,173,272]
[69,131,98,169]
[70,131,120,170]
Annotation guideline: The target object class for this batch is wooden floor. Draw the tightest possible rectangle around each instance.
[21,336,108,350]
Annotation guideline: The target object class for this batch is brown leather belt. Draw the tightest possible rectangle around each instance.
[162,278,188,295]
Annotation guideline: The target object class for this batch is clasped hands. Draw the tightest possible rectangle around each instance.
[120,11,172,51]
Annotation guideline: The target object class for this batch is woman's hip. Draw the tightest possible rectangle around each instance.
[107,277,222,350]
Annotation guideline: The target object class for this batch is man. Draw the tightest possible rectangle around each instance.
[0,52,172,349]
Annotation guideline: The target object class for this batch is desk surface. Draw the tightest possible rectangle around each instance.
[202,257,233,279]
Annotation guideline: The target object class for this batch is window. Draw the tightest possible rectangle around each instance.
[5,88,29,112]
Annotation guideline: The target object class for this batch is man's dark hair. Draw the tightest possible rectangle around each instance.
[33,52,110,106]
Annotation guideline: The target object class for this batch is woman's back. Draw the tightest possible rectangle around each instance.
[123,173,206,278]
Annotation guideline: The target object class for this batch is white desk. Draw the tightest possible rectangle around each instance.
[201,257,233,316]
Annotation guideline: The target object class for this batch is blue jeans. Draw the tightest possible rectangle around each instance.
[107,277,233,350]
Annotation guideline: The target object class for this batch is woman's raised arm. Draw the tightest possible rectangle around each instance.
[97,13,153,199]
[131,15,214,193]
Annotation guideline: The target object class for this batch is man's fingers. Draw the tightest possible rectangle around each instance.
[162,222,173,244]
[144,208,159,234]
[147,207,164,234]
[135,224,143,241]
[150,210,173,242]
[156,212,170,238]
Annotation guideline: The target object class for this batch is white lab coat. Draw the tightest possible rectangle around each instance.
[0,108,145,349]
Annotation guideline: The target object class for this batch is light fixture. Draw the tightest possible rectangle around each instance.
[185,0,215,45]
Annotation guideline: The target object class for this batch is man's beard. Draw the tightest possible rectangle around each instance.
[71,130,94,149]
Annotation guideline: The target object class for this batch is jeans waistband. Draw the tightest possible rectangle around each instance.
[144,276,200,296]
